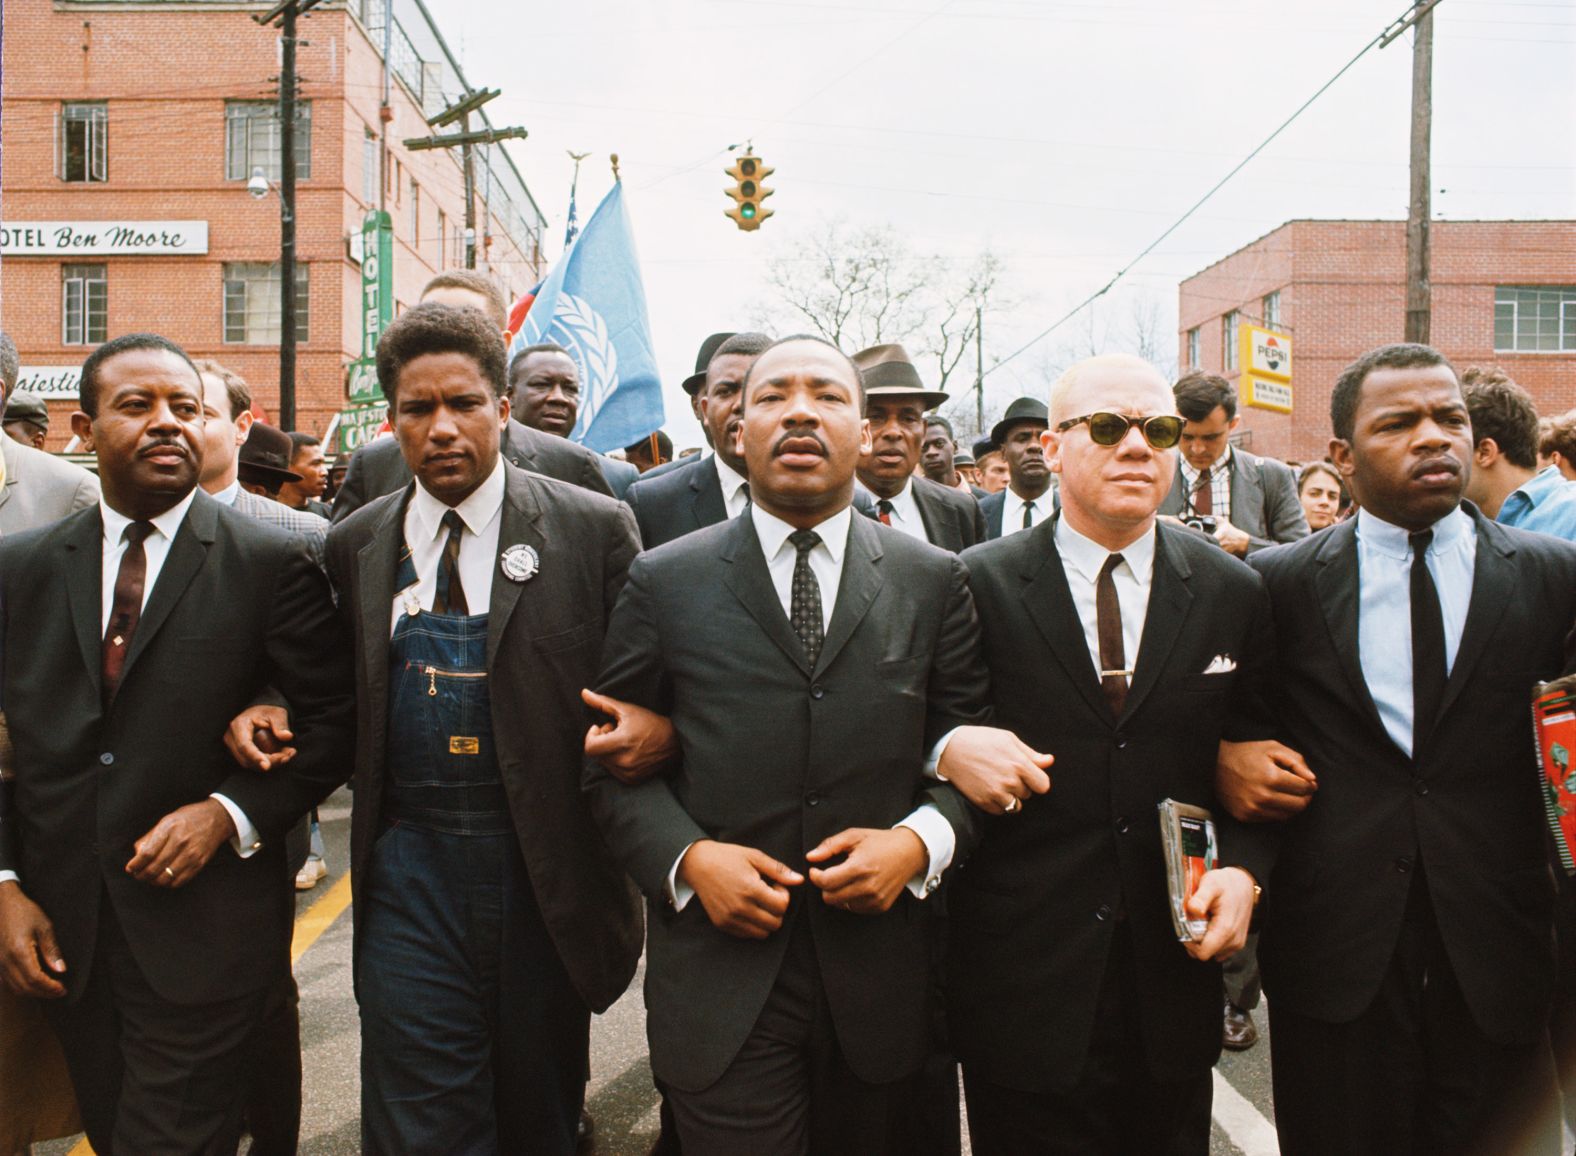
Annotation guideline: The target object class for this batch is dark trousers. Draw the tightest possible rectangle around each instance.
[45,902,271,1156]
[666,916,912,1156]
[358,822,590,1156]
[241,974,302,1156]
[1271,879,1562,1156]
[1552,884,1576,1136]
[962,929,1212,1156]
[1222,930,1262,1011]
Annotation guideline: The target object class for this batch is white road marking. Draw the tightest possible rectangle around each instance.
[1212,1069,1280,1156]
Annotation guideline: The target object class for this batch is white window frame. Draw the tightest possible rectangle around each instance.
[62,263,108,345]
[58,103,108,183]
[225,101,312,182]
[222,262,310,345]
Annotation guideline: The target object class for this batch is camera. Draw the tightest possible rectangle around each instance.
[1182,515,1218,535]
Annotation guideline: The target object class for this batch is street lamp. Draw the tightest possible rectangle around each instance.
[245,165,298,431]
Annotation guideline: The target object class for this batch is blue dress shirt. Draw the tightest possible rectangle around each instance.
[1496,466,1576,543]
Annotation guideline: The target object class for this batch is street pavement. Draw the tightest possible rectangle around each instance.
[43,787,1283,1155]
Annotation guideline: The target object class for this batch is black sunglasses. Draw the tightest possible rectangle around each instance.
[1055,411,1184,449]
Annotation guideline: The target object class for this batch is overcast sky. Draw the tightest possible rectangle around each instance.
[411,0,1574,449]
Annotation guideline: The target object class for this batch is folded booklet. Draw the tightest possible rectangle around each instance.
[1533,674,1576,876]
[1159,798,1217,943]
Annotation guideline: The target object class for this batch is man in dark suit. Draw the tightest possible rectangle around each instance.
[584,335,990,1153]
[326,304,642,1153]
[509,341,640,499]
[1219,343,1576,1155]
[625,332,772,548]
[0,333,353,1154]
[942,354,1267,1155]
[979,397,1053,538]
[1158,371,1308,556]
[853,344,986,555]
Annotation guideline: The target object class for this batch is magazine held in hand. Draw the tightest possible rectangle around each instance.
[1159,799,1217,943]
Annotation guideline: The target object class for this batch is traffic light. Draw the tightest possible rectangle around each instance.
[724,154,774,232]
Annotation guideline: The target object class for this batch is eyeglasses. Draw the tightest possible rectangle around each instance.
[1055,411,1184,449]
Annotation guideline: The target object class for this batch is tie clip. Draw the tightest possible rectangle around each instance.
[1101,669,1134,678]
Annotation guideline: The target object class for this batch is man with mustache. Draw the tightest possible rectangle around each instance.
[978,397,1053,538]
[1220,343,1576,1154]
[0,333,353,1153]
[584,335,990,1153]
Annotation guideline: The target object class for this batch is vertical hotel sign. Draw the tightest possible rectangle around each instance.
[1239,324,1293,414]
[339,211,394,454]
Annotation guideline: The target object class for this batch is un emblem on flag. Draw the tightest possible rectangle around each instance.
[552,293,621,430]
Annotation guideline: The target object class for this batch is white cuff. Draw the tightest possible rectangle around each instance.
[896,803,954,899]
[210,794,262,859]
[0,871,17,885]
[924,727,962,780]
[665,842,698,911]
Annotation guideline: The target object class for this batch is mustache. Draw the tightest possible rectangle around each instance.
[1411,456,1461,479]
[773,429,828,457]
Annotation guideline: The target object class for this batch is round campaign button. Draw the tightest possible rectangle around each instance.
[500,543,540,583]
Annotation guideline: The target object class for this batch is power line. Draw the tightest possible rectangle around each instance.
[984,0,1445,379]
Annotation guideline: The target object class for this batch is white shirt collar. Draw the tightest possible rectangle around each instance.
[1180,443,1233,484]
[1054,514,1158,586]
[212,480,241,507]
[100,487,199,546]
[750,502,853,566]
[713,453,749,501]
[410,458,506,543]
[1356,503,1471,562]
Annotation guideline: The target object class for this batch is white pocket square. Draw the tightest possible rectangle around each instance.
[1202,654,1237,674]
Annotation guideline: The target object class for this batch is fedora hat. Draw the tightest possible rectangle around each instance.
[990,396,1049,447]
[238,422,303,490]
[851,344,949,410]
[2,390,49,431]
[681,332,737,397]
[972,436,1000,462]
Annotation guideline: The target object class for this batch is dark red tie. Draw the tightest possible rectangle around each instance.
[103,521,153,701]
[1097,553,1128,718]
[1193,467,1213,516]
[877,500,894,526]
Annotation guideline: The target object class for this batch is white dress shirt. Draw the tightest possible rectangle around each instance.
[1000,486,1049,537]
[1179,444,1234,521]
[873,479,929,544]
[1355,506,1476,757]
[714,454,752,519]
[391,460,506,633]
[1055,516,1157,686]
[211,480,241,508]
[666,502,954,909]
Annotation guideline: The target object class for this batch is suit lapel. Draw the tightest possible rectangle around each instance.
[122,491,217,679]
[1018,523,1110,722]
[356,487,410,725]
[910,483,944,550]
[1230,454,1264,537]
[503,420,538,473]
[985,492,1004,539]
[486,467,547,666]
[62,506,106,694]
[1119,528,1192,724]
[721,515,812,677]
[816,516,883,676]
[1436,510,1515,723]
[692,460,727,530]
[1312,518,1389,740]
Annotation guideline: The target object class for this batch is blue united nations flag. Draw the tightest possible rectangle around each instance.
[511,180,664,453]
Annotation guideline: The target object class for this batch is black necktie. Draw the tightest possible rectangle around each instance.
[434,509,468,616]
[1097,554,1128,718]
[1410,529,1446,757]
[877,500,894,527]
[103,520,153,701]
[1022,499,1037,531]
[740,481,751,509]
[788,529,824,669]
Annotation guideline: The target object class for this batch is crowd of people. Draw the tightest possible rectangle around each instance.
[1,268,1575,1156]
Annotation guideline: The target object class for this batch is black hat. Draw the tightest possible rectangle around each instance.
[851,343,949,409]
[953,445,976,467]
[238,423,303,490]
[681,333,737,397]
[972,436,1000,462]
[990,397,1049,447]
[2,390,48,431]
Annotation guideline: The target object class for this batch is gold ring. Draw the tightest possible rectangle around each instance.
[164,867,175,879]
[1004,797,1022,814]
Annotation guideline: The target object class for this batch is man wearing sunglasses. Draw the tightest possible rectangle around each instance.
[1159,372,1308,557]
[936,354,1276,1154]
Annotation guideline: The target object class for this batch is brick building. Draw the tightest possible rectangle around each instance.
[0,0,547,447]
[1177,219,1576,463]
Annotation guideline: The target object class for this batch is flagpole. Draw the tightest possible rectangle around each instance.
[565,150,590,249]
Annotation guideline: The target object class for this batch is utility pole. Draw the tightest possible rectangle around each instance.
[461,112,476,267]
[974,304,985,438]
[256,0,320,431]
[403,88,525,272]
[1402,1,1438,344]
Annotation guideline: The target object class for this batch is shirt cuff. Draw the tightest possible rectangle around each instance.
[897,803,953,899]
[210,794,262,859]
[0,871,17,885]
[924,727,962,780]
[665,842,698,911]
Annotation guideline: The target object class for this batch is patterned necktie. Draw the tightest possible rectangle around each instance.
[1022,499,1037,531]
[103,520,154,700]
[1193,467,1213,516]
[1409,530,1446,757]
[877,500,894,527]
[788,529,825,669]
[1097,553,1128,718]
[434,509,469,616]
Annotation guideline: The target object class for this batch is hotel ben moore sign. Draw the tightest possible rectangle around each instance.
[0,221,209,256]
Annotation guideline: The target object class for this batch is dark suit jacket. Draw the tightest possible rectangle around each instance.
[910,476,987,553]
[625,456,726,550]
[0,491,354,1006]
[583,512,991,1092]
[1249,509,1576,1043]
[947,519,1277,1093]
[600,454,641,500]
[979,485,1059,540]
[1159,447,1309,553]
[325,464,643,1014]
[331,418,613,523]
